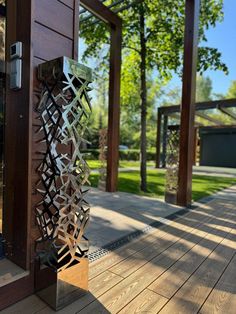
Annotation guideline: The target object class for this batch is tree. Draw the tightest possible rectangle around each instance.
[226,81,236,99]
[159,75,213,106]
[196,75,213,102]
[85,76,109,148]
[80,0,227,192]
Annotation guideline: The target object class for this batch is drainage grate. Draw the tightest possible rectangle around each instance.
[88,208,189,262]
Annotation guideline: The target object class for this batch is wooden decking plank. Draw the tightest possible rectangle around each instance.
[118,289,169,314]
[78,210,227,314]
[199,253,236,314]
[89,219,178,280]
[89,270,123,297]
[89,201,221,280]
[148,230,230,299]
[109,203,228,278]
[109,222,204,278]
[36,200,236,314]
[3,198,236,314]
[89,246,142,280]
[78,236,202,313]
[158,228,236,314]
[148,205,235,298]
[78,201,235,313]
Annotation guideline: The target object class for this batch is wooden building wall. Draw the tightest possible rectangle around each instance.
[31,0,79,262]
[1,0,79,309]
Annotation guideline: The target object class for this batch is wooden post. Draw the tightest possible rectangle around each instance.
[177,0,200,206]
[162,115,168,168]
[106,23,122,192]
[155,108,162,168]
[192,127,198,166]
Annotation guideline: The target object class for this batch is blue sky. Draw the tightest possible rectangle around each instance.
[171,0,236,95]
[204,0,236,94]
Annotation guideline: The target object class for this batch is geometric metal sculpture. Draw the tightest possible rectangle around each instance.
[35,57,92,310]
[98,128,107,191]
[165,125,180,205]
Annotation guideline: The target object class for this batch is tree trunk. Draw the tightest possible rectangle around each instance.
[139,5,147,192]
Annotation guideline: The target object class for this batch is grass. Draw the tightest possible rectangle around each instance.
[87,160,155,169]
[88,168,236,201]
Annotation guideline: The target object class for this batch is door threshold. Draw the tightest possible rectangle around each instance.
[0,258,29,288]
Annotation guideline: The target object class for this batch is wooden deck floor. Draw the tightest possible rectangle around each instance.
[3,196,236,314]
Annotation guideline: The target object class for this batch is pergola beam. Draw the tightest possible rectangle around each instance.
[218,106,236,120]
[113,0,142,14]
[195,111,222,125]
[80,0,124,21]
[79,0,107,15]
[80,0,122,25]
[158,98,236,116]
[80,0,141,23]
[155,108,162,168]
[162,115,168,168]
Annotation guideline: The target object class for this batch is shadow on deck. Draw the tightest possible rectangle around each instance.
[2,185,236,313]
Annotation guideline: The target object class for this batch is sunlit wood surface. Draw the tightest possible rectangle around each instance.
[2,191,236,313]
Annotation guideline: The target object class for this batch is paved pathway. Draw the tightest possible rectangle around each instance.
[192,166,236,178]
[86,188,183,253]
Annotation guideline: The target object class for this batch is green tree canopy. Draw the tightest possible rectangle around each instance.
[80,0,227,78]
[196,75,213,102]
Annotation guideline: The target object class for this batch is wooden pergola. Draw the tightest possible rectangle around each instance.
[78,0,202,207]
[156,98,236,169]
[80,0,226,208]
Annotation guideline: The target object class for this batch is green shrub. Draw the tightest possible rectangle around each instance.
[119,149,155,161]
[82,148,156,161]
[82,149,100,160]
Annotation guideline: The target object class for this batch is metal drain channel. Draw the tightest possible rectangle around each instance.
[88,208,189,262]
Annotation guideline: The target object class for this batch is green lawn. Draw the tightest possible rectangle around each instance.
[87,160,155,169]
[88,169,236,201]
